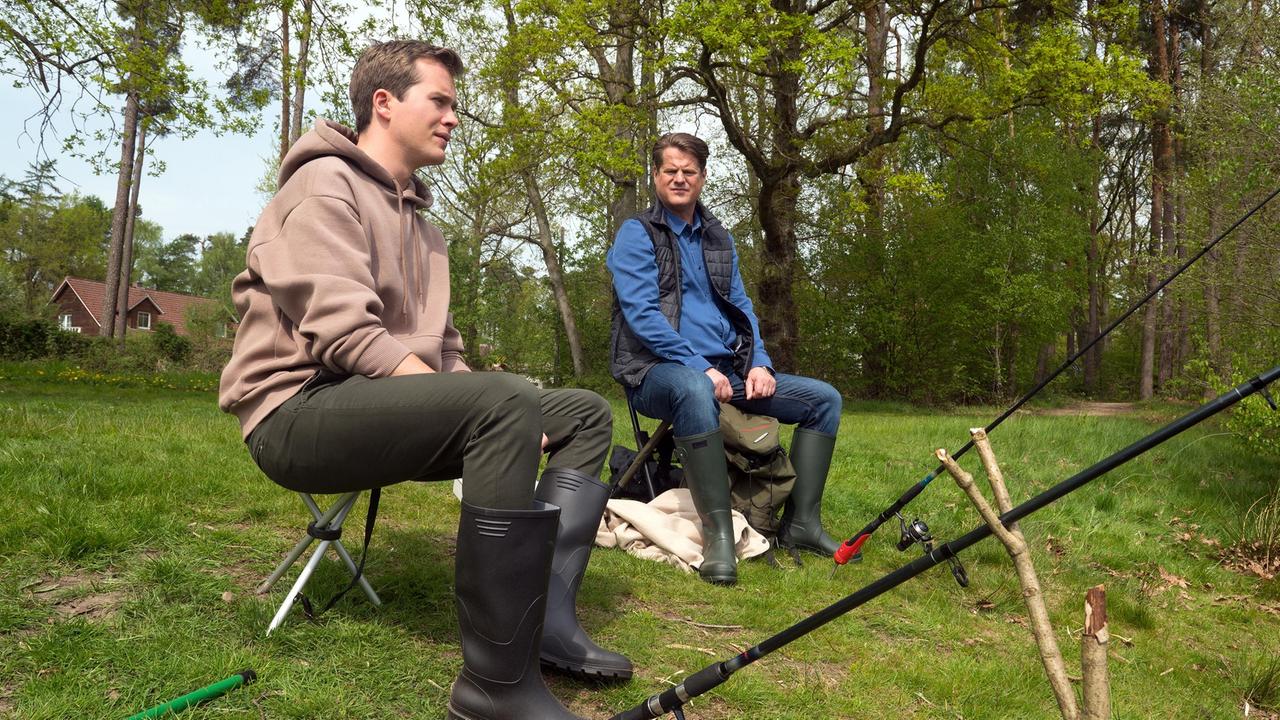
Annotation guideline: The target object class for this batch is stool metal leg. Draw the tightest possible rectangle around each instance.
[260,491,383,634]
[300,494,382,607]
[267,537,333,634]
[257,491,359,594]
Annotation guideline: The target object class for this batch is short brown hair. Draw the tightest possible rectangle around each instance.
[349,41,464,133]
[652,133,709,172]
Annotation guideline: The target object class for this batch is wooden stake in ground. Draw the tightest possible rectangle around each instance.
[937,437,1081,720]
[1081,585,1111,719]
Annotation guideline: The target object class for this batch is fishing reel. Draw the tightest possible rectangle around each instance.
[896,514,968,588]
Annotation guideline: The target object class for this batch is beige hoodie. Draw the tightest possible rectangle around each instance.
[218,119,467,438]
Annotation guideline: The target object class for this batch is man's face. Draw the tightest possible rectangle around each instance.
[653,147,706,218]
[386,58,459,169]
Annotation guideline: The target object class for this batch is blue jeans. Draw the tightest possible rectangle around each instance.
[630,360,842,438]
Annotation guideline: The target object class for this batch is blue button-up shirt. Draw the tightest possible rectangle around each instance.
[606,208,772,373]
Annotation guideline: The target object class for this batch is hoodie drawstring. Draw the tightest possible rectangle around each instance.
[394,181,428,317]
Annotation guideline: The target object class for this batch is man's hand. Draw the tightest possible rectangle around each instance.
[391,354,436,376]
[744,366,775,400]
[705,367,733,402]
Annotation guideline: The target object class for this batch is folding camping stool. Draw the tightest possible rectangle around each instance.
[256,491,382,634]
[613,393,673,501]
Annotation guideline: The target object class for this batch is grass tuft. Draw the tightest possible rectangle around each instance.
[1242,654,1280,711]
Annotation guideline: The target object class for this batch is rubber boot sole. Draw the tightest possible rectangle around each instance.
[445,704,476,720]
[540,653,634,681]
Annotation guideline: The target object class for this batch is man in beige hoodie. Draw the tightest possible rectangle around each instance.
[218,41,627,719]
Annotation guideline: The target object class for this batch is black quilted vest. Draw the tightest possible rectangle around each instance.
[609,202,756,387]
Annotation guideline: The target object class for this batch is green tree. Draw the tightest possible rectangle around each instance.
[192,231,249,305]
[136,232,199,293]
[659,0,1150,376]
[0,165,110,314]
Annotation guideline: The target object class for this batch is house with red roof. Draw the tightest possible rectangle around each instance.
[49,277,236,337]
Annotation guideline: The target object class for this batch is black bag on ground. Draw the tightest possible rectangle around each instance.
[719,404,795,537]
[608,436,683,501]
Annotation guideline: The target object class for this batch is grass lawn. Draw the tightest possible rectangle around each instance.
[1,361,1278,719]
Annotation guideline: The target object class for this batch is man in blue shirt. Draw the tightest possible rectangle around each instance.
[607,133,843,585]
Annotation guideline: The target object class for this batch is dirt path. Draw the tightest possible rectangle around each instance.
[1035,402,1138,417]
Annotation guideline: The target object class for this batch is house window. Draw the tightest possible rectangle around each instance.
[136,311,152,330]
[58,314,80,332]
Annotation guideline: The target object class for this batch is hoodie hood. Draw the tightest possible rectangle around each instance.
[280,119,434,211]
[281,119,435,317]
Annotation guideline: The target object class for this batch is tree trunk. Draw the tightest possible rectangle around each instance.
[459,215,486,361]
[1005,324,1020,394]
[640,5,658,201]
[1157,27,1182,388]
[1035,341,1055,385]
[115,119,147,346]
[752,20,805,373]
[1198,0,1222,386]
[590,0,641,243]
[289,0,312,146]
[279,4,292,165]
[102,89,141,340]
[1141,0,1172,400]
[756,170,801,371]
[1085,109,1103,393]
[859,0,892,393]
[1173,188,1191,378]
[523,170,586,377]
[1247,0,1264,60]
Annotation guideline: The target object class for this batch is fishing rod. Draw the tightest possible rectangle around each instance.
[833,185,1280,569]
[611,365,1280,720]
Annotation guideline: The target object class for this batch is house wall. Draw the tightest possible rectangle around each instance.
[52,292,101,336]
[127,299,163,332]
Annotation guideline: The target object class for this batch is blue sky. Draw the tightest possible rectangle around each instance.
[0,63,278,240]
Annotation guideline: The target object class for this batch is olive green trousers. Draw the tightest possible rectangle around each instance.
[247,371,611,509]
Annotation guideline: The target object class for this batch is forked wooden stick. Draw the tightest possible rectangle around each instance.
[937,437,1080,720]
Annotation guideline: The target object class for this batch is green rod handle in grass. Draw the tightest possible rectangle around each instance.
[125,669,256,719]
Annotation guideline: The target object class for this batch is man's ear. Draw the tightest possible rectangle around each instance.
[371,88,395,123]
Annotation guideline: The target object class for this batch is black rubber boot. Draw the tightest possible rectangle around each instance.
[674,430,737,585]
[534,468,633,681]
[447,501,587,720]
[777,428,841,556]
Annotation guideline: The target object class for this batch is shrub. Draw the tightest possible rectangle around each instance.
[0,318,93,360]
[1224,380,1280,459]
[0,318,53,360]
[150,322,191,365]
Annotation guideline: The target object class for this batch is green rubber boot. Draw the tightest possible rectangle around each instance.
[675,430,737,585]
[777,428,842,556]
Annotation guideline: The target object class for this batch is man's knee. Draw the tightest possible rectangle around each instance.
[481,372,542,426]
[815,380,842,413]
[562,388,612,431]
[583,390,612,429]
[664,365,718,405]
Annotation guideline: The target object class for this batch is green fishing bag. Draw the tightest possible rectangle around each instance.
[719,403,796,536]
